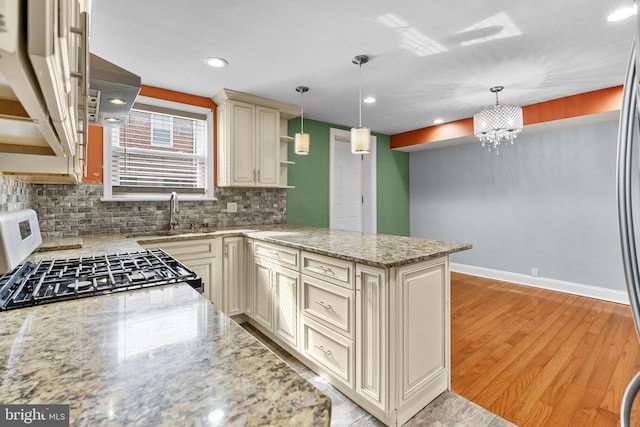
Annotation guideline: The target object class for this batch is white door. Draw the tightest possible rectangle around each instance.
[332,139,363,231]
[330,128,377,233]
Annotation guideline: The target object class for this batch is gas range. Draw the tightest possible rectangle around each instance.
[0,249,203,311]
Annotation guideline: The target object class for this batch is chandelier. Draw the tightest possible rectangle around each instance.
[473,86,523,154]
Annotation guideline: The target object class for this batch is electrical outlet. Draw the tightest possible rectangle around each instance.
[227,202,237,213]
[531,267,539,277]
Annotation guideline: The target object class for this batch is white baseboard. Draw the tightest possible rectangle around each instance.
[450,263,630,305]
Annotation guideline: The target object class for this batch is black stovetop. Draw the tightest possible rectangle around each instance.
[0,250,201,310]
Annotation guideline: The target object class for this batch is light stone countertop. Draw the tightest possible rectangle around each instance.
[33,224,471,268]
[0,284,331,426]
[11,225,470,426]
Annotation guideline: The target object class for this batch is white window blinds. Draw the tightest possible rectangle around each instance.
[110,108,207,193]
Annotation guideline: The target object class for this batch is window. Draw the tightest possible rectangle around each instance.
[103,101,214,200]
[151,114,173,147]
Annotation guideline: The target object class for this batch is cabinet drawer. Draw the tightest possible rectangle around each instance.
[302,275,353,339]
[302,251,353,289]
[254,241,299,268]
[302,319,353,388]
[140,238,217,259]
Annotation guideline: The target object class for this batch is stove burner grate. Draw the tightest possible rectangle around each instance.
[0,250,201,310]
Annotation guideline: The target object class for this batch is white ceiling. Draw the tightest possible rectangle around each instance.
[90,0,635,136]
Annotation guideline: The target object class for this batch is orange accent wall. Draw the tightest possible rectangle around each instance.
[390,86,624,150]
[84,84,217,185]
[84,126,104,183]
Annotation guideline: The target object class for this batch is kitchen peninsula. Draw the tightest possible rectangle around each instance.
[5,225,470,426]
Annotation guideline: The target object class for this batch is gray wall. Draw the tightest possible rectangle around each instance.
[410,119,625,291]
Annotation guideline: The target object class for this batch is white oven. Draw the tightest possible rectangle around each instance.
[0,209,42,274]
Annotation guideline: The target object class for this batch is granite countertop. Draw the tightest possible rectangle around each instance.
[33,224,471,268]
[245,228,471,268]
[0,284,331,426]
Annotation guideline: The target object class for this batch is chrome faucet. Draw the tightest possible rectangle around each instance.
[169,192,179,230]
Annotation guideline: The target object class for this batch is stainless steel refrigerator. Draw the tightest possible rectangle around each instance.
[617,4,640,425]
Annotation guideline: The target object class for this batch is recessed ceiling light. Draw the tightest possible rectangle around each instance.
[204,57,229,68]
[108,98,127,105]
[105,117,120,123]
[363,97,376,104]
[607,5,637,22]
[433,118,444,125]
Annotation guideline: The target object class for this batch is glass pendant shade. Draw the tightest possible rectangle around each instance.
[294,132,310,155]
[473,86,523,153]
[350,126,371,154]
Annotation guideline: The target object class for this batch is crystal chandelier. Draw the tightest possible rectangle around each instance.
[473,86,523,154]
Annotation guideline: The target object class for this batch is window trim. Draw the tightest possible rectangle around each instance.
[102,96,215,202]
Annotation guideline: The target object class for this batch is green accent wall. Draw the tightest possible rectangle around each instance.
[286,117,409,236]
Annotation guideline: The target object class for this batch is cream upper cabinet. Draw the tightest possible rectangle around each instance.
[255,107,279,186]
[224,101,256,186]
[213,89,299,188]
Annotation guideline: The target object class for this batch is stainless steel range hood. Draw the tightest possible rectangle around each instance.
[89,54,141,126]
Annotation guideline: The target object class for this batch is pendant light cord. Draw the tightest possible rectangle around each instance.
[358,62,363,127]
[300,92,304,133]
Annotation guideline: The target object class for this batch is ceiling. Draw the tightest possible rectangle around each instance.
[90,0,635,136]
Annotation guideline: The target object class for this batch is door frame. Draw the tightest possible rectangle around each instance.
[329,128,377,234]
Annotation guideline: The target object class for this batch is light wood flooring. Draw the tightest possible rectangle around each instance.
[451,272,640,427]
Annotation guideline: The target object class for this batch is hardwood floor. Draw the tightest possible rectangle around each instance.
[451,272,640,427]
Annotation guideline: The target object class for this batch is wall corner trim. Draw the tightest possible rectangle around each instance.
[451,262,629,305]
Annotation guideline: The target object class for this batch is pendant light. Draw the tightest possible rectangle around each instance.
[351,55,371,154]
[473,86,523,155]
[294,86,310,155]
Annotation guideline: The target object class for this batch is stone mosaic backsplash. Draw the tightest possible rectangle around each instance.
[0,176,30,212]
[21,184,286,238]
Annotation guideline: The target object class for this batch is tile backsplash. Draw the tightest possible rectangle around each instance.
[27,185,286,238]
[0,176,30,212]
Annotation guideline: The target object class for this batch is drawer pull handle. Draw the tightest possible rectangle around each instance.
[315,300,333,310]
[317,265,335,276]
[315,345,332,357]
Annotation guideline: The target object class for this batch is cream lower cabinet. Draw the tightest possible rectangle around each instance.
[139,238,222,307]
[250,242,300,348]
[223,237,245,317]
[244,242,449,427]
[245,239,255,317]
[355,264,387,412]
[394,258,450,425]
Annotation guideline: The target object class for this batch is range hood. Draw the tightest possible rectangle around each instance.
[89,53,141,127]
